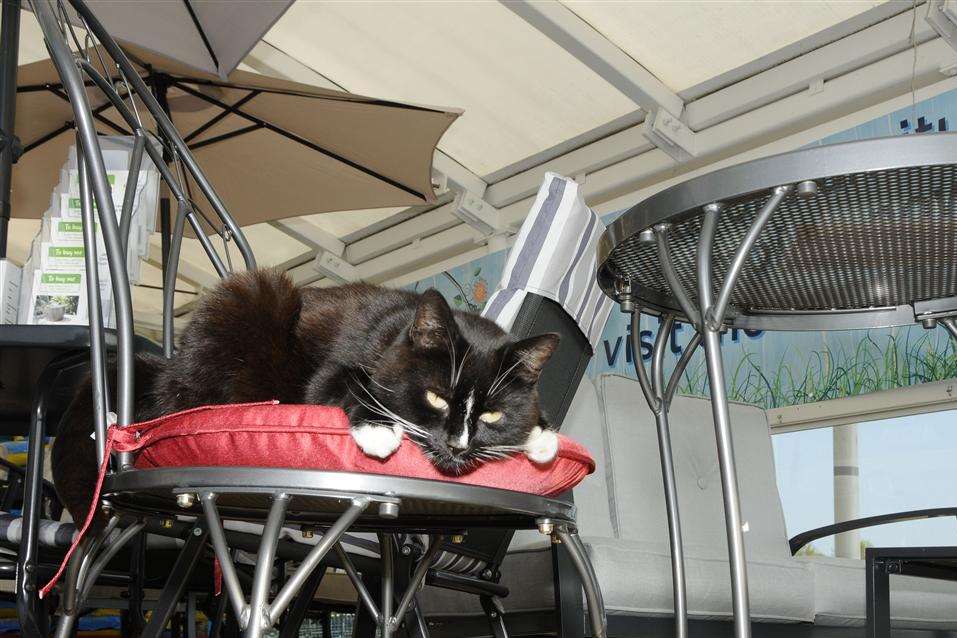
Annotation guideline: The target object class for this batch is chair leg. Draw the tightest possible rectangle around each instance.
[53,535,94,638]
[407,601,431,638]
[352,574,381,638]
[207,591,228,638]
[277,565,325,638]
[552,540,585,638]
[141,523,209,638]
[122,529,148,637]
[19,353,85,637]
[480,595,508,638]
[556,531,605,638]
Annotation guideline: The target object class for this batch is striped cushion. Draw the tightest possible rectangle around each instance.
[482,172,613,350]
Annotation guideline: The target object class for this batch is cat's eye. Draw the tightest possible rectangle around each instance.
[425,390,449,411]
[479,411,503,424]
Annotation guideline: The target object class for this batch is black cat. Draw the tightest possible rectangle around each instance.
[52,269,560,527]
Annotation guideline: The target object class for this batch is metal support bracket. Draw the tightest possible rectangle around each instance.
[643,109,696,162]
[451,189,507,237]
[313,248,356,283]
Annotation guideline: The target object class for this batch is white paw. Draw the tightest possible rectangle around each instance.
[525,426,559,464]
[352,423,404,459]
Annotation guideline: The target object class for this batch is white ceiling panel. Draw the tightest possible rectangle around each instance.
[263,0,637,177]
[563,0,888,92]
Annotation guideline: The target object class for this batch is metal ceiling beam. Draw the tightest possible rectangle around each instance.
[270,218,345,256]
[502,0,694,161]
[685,8,939,130]
[343,34,957,287]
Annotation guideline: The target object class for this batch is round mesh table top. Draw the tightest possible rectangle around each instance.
[597,133,957,331]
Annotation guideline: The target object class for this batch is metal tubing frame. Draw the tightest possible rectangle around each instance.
[629,185,790,637]
[707,185,791,330]
[654,225,700,328]
[201,493,247,624]
[555,529,606,638]
[940,317,957,341]
[247,493,290,637]
[77,137,110,464]
[63,0,258,271]
[391,535,445,628]
[628,310,696,638]
[77,520,145,603]
[17,350,90,635]
[335,543,381,623]
[119,133,146,253]
[697,202,750,638]
[380,533,395,638]
[268,498,369,624]
[33,0,137,440]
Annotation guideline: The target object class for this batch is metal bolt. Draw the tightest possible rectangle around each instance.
[637,228,655,243]
[176,493,195,508]
[537,521,554,535]
[481,568,493,580]
[796,180,818,198]
[450,534,465,544]
[192,527,203,536]
[401,544,413,556]
[379,501,399,519]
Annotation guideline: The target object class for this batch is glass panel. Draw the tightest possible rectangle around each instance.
[774,408,957,558]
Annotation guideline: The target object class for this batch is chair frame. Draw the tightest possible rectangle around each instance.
[23,1,607,636]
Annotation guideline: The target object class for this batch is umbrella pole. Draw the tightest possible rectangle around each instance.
[0,0,21,258]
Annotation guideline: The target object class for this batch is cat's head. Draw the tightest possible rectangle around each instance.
[352,289,559,474]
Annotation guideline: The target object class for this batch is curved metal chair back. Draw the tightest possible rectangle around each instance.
[31,0,254,472]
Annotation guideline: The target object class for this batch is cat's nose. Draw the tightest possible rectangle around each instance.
[447,436,469,453]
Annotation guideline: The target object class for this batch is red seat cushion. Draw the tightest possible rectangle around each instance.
[110,401,595,496]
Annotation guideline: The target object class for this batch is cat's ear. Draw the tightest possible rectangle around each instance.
[508,333,560,382]
[410,289,455,350]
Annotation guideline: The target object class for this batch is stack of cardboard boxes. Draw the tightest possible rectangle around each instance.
[13,137,159,326]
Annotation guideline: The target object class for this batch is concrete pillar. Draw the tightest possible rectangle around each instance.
[833,423,861,559]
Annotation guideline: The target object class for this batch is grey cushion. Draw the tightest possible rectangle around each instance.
[586,536,813,623]
[799,555,957,629]
[597,374,792,561]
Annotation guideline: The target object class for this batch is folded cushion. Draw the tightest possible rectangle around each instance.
[112,401,595,497]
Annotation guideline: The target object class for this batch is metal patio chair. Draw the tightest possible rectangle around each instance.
[21,2,608,637]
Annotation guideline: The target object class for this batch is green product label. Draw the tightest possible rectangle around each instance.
[68,197,99,211]
[57,221,87,233]
[41,273,81,285]
[49,246,84,258]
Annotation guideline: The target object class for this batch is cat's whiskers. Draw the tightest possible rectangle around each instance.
[452,344,472,389]
[348,376,430,442]
[488,356,526,396]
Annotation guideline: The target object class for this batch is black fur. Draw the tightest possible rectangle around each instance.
[52,269,557,528]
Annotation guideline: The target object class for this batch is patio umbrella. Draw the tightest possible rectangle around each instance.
[12,45,461,230]
[28,0,294,79]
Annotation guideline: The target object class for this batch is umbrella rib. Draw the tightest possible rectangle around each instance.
[46,86,131,136]
[181,0,220,74]
[175,75,450,114]
[24,122,73,155]
[183,90,261,144]
[22,100,120,156]
[171,80,430,201]
[188,123,264,151]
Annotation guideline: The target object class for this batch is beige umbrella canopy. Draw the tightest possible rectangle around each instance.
[13,46,461,230]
